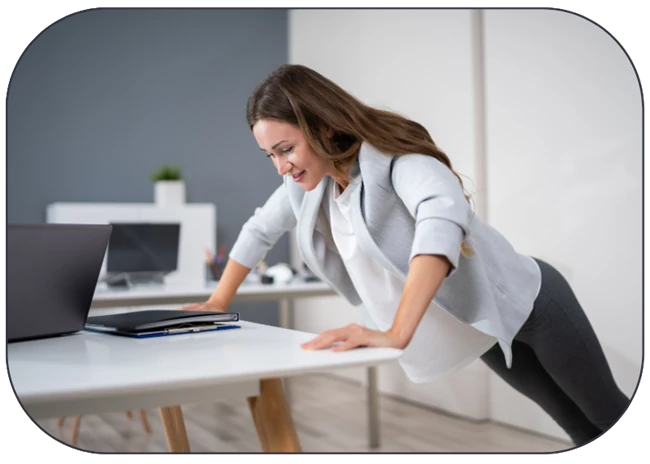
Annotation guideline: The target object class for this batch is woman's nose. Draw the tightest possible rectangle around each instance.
[277,158,292,176]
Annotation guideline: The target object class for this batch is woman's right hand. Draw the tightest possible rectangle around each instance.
[178,300,227,312]
[178,259,249,313]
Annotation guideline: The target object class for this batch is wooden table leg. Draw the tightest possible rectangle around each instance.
[71,416,82,445]
[159,405,190,452]
[139,409,152,434]
[247,378,301,452]
[247,396,270,452]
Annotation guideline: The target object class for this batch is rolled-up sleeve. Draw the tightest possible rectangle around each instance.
[228,178,297,269]
[391,154,471,277]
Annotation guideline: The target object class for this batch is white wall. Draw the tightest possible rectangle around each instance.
[483,9,642,440]
[289,9,491,421]
[288,8,642,439]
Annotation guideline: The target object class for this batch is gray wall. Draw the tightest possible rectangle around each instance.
[7,8,290,326]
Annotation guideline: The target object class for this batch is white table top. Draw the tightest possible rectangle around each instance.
[91,279,336,308]
[8,320,401,418]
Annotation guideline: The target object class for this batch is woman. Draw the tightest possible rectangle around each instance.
[182,64,629,446]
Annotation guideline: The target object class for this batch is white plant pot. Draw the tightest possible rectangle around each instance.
[154,180,185,206]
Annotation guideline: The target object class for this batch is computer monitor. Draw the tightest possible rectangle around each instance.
[106,223,180,275]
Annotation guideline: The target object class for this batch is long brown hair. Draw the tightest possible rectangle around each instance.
[246,64,474,257]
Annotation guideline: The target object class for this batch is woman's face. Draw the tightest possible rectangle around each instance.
[253,119,333,191]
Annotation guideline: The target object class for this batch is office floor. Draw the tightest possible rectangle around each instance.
[36,373,573,453]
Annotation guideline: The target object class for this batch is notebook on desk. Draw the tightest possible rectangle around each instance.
[85,310,240,338]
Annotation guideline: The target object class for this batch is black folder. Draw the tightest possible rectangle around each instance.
[84,310,240,338]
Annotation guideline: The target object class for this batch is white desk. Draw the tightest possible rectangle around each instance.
[8,320,401,452]
[90,279,383,448]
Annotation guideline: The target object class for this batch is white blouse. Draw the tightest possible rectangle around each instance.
[326,178,498,383]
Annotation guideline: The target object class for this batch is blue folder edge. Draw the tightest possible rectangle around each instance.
[84,324,241,339]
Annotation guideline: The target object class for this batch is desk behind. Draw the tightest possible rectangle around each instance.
[91,279,336,308]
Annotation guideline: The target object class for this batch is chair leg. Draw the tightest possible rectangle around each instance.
[60,410,151,446]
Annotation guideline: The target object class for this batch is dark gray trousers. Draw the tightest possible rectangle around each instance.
[480,257,630,446]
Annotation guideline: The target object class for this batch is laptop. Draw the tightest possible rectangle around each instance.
[7,223,113,343]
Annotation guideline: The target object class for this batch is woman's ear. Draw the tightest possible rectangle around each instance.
[318,126,334,139]
[318,126,336,151]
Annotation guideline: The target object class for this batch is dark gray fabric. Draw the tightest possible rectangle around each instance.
[480,257,630,446]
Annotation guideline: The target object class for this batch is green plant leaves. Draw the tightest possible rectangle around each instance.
[151,164,182,182]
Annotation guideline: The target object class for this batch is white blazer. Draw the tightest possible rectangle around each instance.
[229,142,541,368]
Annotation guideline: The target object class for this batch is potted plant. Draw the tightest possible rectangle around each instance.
[151,164,185,206]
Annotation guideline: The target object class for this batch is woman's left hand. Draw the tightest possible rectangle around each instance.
[300,323,406,352]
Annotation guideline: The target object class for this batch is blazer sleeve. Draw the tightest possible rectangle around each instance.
[391,154,472,278]
[228,178,297,269]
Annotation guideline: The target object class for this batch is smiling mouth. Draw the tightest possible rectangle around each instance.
[292,170,306,180]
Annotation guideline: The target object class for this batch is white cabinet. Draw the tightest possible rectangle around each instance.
[47,202,216,285]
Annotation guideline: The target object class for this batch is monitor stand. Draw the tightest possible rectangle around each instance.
[104,272,167,289]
